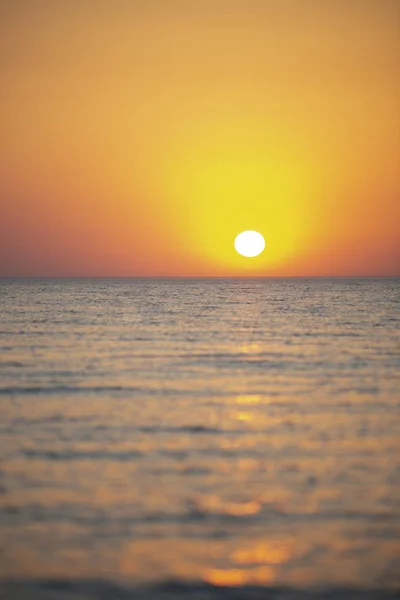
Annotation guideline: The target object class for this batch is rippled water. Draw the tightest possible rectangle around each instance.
[0,278,399,599]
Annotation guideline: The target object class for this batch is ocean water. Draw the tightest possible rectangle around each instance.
[0,278,399,600]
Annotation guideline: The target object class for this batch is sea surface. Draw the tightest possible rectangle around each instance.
[0,278,399,600]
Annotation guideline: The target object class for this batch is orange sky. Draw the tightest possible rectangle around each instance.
[1,0,399,277]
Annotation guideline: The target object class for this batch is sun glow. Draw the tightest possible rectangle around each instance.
[1,2,398,277]
[234,231,265,258]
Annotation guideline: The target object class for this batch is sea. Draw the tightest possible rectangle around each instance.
[0,278,399,600]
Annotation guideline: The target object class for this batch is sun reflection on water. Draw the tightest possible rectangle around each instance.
[232,541,292,565]
[204,540,292,586]
[205,566,276,586]
[236,411,254,422]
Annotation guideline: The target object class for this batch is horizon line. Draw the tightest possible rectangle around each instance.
[1,275,399,280]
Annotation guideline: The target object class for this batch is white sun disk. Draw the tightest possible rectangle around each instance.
[234,230,265,258]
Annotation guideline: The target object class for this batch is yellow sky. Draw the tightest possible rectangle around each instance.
[1,0,399,276]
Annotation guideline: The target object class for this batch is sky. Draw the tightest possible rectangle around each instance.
[1,0,399,277]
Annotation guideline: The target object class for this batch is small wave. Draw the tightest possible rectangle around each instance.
[0,385,135,396]
[21,448,143,461]
[0,385,224,397]
[0,360,25,367]
[139,425,221,434]
[0,579,397,599]
[186,497,262,521]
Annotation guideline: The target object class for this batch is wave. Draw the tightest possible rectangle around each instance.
[0,385,137,395]
[21,448,143,461]
[0,385,198,397]
[0,579,397,600]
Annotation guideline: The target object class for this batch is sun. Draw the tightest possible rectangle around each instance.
[234,230,265,258]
